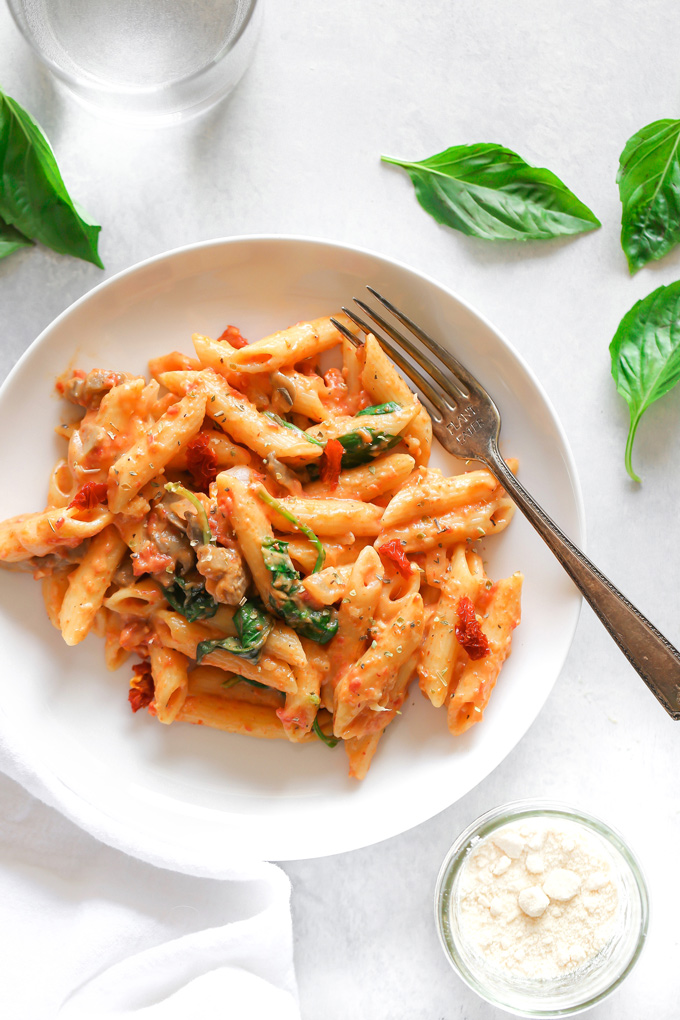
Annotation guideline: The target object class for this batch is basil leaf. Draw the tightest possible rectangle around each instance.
[258,487,325,572]
[313,717,339,748]
[356,402,402,416]
[269,589,338,645]
[195,600,274,663]
[617,118,680,273]
[264,411,324,446]
[0,90,103,267]
[164,576,219,623]
[222,674,269,690]
[382,144,600,241]
[261,537,338,644]
[609,281,680,481]
[337,429,401,468]
[0,215,32,261]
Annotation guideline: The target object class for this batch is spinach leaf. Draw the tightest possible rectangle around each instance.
[261,537,338,644]
[337,429,401,468]
[313,717,339,748]
[262,538,300,592]
[617,118,680,273]
[195,600,274,663]
[164,481,214,546]
[0,90,103,267]
[356,402,402,416]
[264,411,324,446]
[0,215,32,261]
[382,144,600,241]
[258,487,325,572]
[609,281,680,481]
[164,576,219,623]
[222,674,269,690]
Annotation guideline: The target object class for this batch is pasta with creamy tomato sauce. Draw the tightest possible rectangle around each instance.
[0,315,522,778]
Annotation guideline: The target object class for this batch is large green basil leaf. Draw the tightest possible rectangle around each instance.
[0,215,32,260]
[382,144,600,241]
[0,90,103,267]
[609,281,680,481]
[617,118,680,273]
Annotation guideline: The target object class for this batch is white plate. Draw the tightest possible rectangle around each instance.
[0,236,584,864]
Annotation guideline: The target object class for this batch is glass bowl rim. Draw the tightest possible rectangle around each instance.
[434,797,649,1018]
[6,0,261,97]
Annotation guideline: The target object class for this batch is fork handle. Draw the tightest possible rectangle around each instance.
[488,451,680,719]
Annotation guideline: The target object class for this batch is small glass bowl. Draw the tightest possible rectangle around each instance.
[434,800,648,1017]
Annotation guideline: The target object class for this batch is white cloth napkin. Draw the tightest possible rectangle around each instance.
[0,718,300,1019]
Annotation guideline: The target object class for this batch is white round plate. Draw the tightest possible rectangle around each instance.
[0,237,584,865]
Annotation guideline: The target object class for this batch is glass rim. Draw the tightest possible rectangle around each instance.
[6,0,260,97]
[434,798,649,1018]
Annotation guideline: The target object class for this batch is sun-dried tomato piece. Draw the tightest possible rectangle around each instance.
[217,324,249,349]
[129,662,154,713]
[455,596,490,660]
[185,432,219,492]
[319,438,344,490]
[377,538,413,578]
[132,541,174,577]
[68,481,108,510]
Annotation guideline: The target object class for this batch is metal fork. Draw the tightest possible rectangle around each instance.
[331,288,680,720]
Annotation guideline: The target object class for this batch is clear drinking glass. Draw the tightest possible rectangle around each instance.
[6,0,262,124]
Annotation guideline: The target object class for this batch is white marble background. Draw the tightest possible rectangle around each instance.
[1,0,679,1016]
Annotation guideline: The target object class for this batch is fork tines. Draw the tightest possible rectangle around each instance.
[331,289,474,417]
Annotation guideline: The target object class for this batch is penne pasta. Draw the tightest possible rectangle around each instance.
[152,610,297,694]
[108,388,207,513]
[264,495,384,537]
[159,369,324,462]
[177,693,292,740]
[361,334,432,465]
[222,314,358,374]
[59,524,128,646]
[149,637,189,724]
[0,308,522,779]
[417,544,487,707]
[277,639,328,742]
[304,452,415,501]
[447,573,523,735]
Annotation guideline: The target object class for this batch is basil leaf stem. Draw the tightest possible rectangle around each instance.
[264,411,324,446]
[258,487,325,572]
[164,482,214,546]
[0,215,32,261]
[221,675,269,690]
[313,717,339,748]
[609,281,680,481]
[0,89,103,267]
[617,118,680,273]
[382,144,600,241]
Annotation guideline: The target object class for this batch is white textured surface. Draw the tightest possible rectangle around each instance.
[1,0,679,1016]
